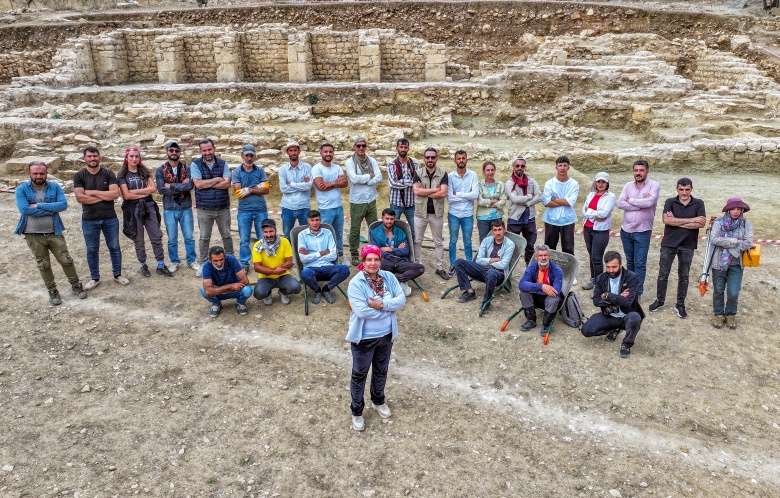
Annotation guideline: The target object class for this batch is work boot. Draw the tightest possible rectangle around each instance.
[541,311,555,336]
[48,286,62,306]
[71,281,87,299]
[520,308,536,331]
[725,315,737,329]
[712,315,724,329]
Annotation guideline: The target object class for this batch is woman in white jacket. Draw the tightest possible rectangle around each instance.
[581,172,616,290]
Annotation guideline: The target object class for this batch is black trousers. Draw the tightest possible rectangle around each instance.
[507,218,537,264]
[583,227,610,279]
[350,333,393,416]
[544,222,575,255]
[581,311,642,348]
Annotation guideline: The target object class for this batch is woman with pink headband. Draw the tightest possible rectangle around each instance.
[118,148,173,278]
[345,244,406,432]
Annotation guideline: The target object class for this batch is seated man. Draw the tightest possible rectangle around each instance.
[201,245,253,318]
[581,250,645,359]
[369,208,425,297]
[252,218,301,305]
[518,244,563,335]
[298,210,351,304]
[453,219,515,312]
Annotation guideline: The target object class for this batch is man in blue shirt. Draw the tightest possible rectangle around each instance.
[298,210,350,305]
[200,246,253,318]
[312,143,349,265]
[369,208,425,297]
[541,155,579,256]
[279,140,313,241]
[232,144,270,274]
[447,149,479,275]
[518,244,564,335]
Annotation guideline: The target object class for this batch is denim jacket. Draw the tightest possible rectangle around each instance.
[15,180,68,235]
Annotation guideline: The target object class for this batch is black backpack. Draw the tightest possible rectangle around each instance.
[560,291,586,329]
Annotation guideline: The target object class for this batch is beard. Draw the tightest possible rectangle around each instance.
[398,151,407,158]
[288,154,299,162]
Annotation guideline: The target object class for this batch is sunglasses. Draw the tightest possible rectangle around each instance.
[424,156,437,160]
[355,144,367,148]
[168,148,181,153]
[513,164,526,168]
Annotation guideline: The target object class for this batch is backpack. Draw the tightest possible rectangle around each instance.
[560,291,585,329]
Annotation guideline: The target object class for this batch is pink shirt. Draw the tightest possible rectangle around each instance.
[617,178,660,233]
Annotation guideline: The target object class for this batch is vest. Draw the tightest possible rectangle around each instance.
[193,157,230,211]
[414,165,446,218]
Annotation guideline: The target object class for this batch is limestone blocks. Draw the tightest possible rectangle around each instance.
[425,44,447,82]
[155,35,186,84]
[358,30,381,83]
[214,33,243,83]
[91,32,130,86]
[288,32,313,83]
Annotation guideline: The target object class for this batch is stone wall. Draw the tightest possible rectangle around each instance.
[692,50,776,90]
[310,31,359,82]
[183,31,219,83]
[0,51,50,81]
[242,24,288,82]
[379,31,426,82]
[90,31,129,86]
[125,30,165,83]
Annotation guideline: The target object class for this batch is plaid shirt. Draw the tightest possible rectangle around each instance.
[387,157,418,208]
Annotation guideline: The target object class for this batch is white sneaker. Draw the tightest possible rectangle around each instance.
[195,265,203,277]
[371,402,392,419]
[263,295,273,306]
[401,282,412,297]
[168,263,179,273]
[352,415,365,431]
[280,292,291,305]
[189,261,201,271]
[572,277,578,286]
[84,279,100,291]
[114,275,130,285]
[341,254,351,266]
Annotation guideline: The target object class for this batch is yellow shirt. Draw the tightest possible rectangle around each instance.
[252,237,293,279]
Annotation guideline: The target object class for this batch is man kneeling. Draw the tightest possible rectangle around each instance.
[298,210,351,304]
[518,244,562,335]
[201,245,253,318]
[581,250,645,358]
[369,208,425,297]
[253,218,301,305]
[454,219,515,312]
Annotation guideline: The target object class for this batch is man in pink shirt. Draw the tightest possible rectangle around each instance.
[617,160,660,299]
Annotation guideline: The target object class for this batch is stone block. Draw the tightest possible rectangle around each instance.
[3,156,62,174]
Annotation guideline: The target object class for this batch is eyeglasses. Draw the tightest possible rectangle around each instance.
[355,144,367,148]
[513,164,526,168]
[168,148,180,153]
[424,156,437,160]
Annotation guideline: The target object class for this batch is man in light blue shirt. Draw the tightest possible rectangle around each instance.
[231,144,270,273]
[279,140,313,241]
[541,155,579,256]
[312,142,349,265]
[346,136,382,266]
[447,149,479,274]
[298,210,351,305]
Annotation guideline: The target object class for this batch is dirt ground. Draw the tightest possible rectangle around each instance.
[1,177,779,497]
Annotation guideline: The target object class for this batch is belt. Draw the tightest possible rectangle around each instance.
[27,232,54,236]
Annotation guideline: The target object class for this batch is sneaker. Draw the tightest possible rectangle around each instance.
[114,275,130,285]
[352,415,365,431]
[572,277,578,286]
[195,265,203,277]
[674,304,687,319]
[725,315,737,329]
[168,263,179,273]
[457,290,476,303]
[139,264,151,277]
[605,329,620,342]
[71,282,87,299]
[242,266,250,275]
[447,266,455,277]
[435,269,451,281]
[341,253,351,266]
[48,288,62,306]
[263,295,273,305]
[648,300,664,312]
[323,290,335,304]
[371,402,392,419]
[712,315,724,329]
[209,304,222,318]
[401,282,412,297]
[189,261,201,272]
[581,278,595,290]
[350,254,360,267]
[540,324,550,337]
[236,303,248,316]
[156,265,174,277]
[520,319,537,331]
[280,293,291,305]
[84,279,100,291]
[619,344,631,358]
[312,291,322,304]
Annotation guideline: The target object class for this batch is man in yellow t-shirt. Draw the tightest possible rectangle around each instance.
[252,218,301,305]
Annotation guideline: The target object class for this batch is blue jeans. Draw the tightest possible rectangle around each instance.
[454,259,504,303]
[319,206,345,253]
[301,264,350,292]
[282,207,309,241]
[82,217,122,280]
[712,265,743,316]
[237,210,268,268]
[163,208,197,265]
[391,204,415,242]
[448,213,474,267]
[200,285,253,306]
[620,229,651,295]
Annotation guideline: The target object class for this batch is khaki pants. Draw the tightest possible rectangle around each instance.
[24,234,80,289]
[349,200,377,256]
[414,214,444,271]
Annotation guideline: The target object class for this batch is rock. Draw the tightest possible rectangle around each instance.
[73,134,94,144]
[2,156,62,174]
[608,490,622,497]
[81,385,91,393]
[2,464,13,472]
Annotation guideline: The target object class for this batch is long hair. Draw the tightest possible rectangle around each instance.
[118,148,151,181]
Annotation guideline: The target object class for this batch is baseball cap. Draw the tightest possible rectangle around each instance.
[242,144,256,155]
[165,141,180,149]
[261,218,276,229]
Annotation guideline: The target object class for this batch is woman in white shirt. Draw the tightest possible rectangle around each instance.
[581,172,616,290]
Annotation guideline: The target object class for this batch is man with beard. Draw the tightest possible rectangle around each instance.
[346,136,382,266]
[279,140,313,241]
[232,144,270,274]
[191,138,233,276]
[446,149,479,275]
[505,156,542,265]
[15,161,88,304]
[252,218,301,305]
[581,251,645,359]
[369,208,425,297]
[518,244,563,335]
[412,147,449,280]
[156,140,198,273]
[298,210,350,305]
[201,245,252,318]
[387,138,418,242]
[312,143,349,265]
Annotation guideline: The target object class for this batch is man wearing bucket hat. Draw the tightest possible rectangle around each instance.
[346,136,382,266]
[648,177,706,319]
[709,198,754,330]
[278,140,313,241]
[232,144,270,274]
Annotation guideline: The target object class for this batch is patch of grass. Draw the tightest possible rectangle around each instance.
[307,93,319,105]
[51,112,61,119]
[206,476,217,484]
[238,455,252,467]
[430,327,460,341]
[269,450,286,458]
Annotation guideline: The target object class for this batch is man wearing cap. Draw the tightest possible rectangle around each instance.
[387,138,418,243]
[279,140,313,241]
[298,210,351,304]
[505,156,542,265]
[447,149,479,276]
[252,218,301,305]
[541,155,579,257]
[648,177,706,319]
[312,143,349,265]
[412,147,449,280]
[191,138,233,276]
[346,136,382,266]
[156,141,198,273]
[232,144,270,274]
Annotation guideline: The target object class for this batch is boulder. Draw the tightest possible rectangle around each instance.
[2,156,62,174]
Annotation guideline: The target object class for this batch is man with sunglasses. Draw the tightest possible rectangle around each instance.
[156,141,198,273]
[346,136,382,266]
[412,147,449,280]
[387,138,418,243]
[505,156,542,265]
[232,144,270,274]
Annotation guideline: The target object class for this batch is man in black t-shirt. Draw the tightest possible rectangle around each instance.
[73,146,128,291]
[648,178,706,319]
[412,147,449,280]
